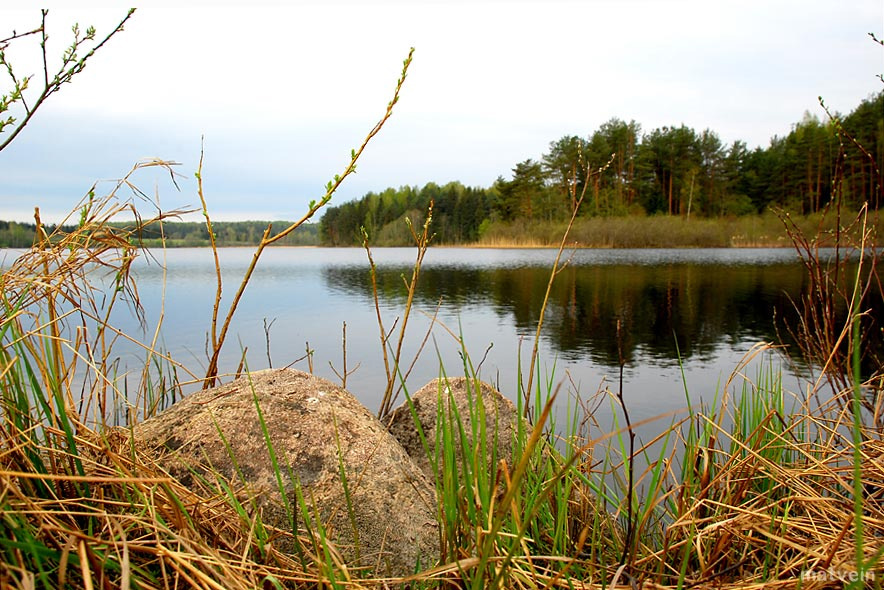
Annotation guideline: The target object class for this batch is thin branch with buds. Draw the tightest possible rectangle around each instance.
[0,9,136,152]
[201,48,415,388]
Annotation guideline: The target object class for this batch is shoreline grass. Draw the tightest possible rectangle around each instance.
[474,210,884,249]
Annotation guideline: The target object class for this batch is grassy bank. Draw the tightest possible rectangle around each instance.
[476,210,884,248]
[1,194,881,589]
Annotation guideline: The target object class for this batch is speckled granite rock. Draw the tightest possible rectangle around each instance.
[387,377,522,481]
[134,368,438,577]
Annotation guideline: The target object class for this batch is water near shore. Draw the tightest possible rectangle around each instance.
[43,246,818,430]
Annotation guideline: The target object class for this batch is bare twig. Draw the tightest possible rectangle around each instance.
[305,341,314,374]
[615,318,636,570]
[0,25,43,47]
[374,200,434,419]
[362,227,391,393]
[195,141,223,356]
[263,317,276,369]
[329,321,360,388]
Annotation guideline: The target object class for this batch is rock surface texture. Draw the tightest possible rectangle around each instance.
[387,377,521,481]
[134,369,438,577]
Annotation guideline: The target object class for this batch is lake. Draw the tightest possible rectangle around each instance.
[51,246,821,435]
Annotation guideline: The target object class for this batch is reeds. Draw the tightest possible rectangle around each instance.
[410,345,884,588]
[0,184,311,589]
[476,211,884,249]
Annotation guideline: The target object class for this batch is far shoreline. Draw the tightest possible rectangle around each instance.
[111,241,799,250]
[2,209,876,250]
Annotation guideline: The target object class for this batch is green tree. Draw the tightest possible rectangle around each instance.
[786,112,836,213]
[584,130,612,214]
[638,125,700,215]
[719,140,755,215]
[542,135,588,215]
[594,118,641,213]
[694,128,725,217]
[496,160,549,221]
[452,186,489,242]
[840,91,884,209]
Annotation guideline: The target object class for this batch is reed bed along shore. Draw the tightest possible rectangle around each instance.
[475,211,884,249]
[1,189,881,589]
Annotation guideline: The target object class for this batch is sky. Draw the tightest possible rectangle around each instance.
[0,1,882,223]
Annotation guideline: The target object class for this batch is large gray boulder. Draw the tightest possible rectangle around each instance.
[134,368,438,577]
[387,377,522,482]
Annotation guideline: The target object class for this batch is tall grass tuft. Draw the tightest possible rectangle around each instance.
[0,188,316,589]
[413,343,883,588]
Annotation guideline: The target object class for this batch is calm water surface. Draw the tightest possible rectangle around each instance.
[3,246,825,438]
[59,246,817,432]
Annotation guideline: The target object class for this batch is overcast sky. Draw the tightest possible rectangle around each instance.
[1,2,881,223]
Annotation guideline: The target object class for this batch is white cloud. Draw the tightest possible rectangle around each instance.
[1,1,881,222]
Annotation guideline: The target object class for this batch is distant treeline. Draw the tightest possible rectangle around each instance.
[131,221,319,247]
[0,220,319,248]
[319,91,883,246]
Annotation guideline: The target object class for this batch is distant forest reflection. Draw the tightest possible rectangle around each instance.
[323,255,813,369]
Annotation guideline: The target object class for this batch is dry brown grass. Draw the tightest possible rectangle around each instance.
[0,182,319,589]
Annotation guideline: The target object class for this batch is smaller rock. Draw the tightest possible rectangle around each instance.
[134,369,439,577]
[387,377,522,482]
